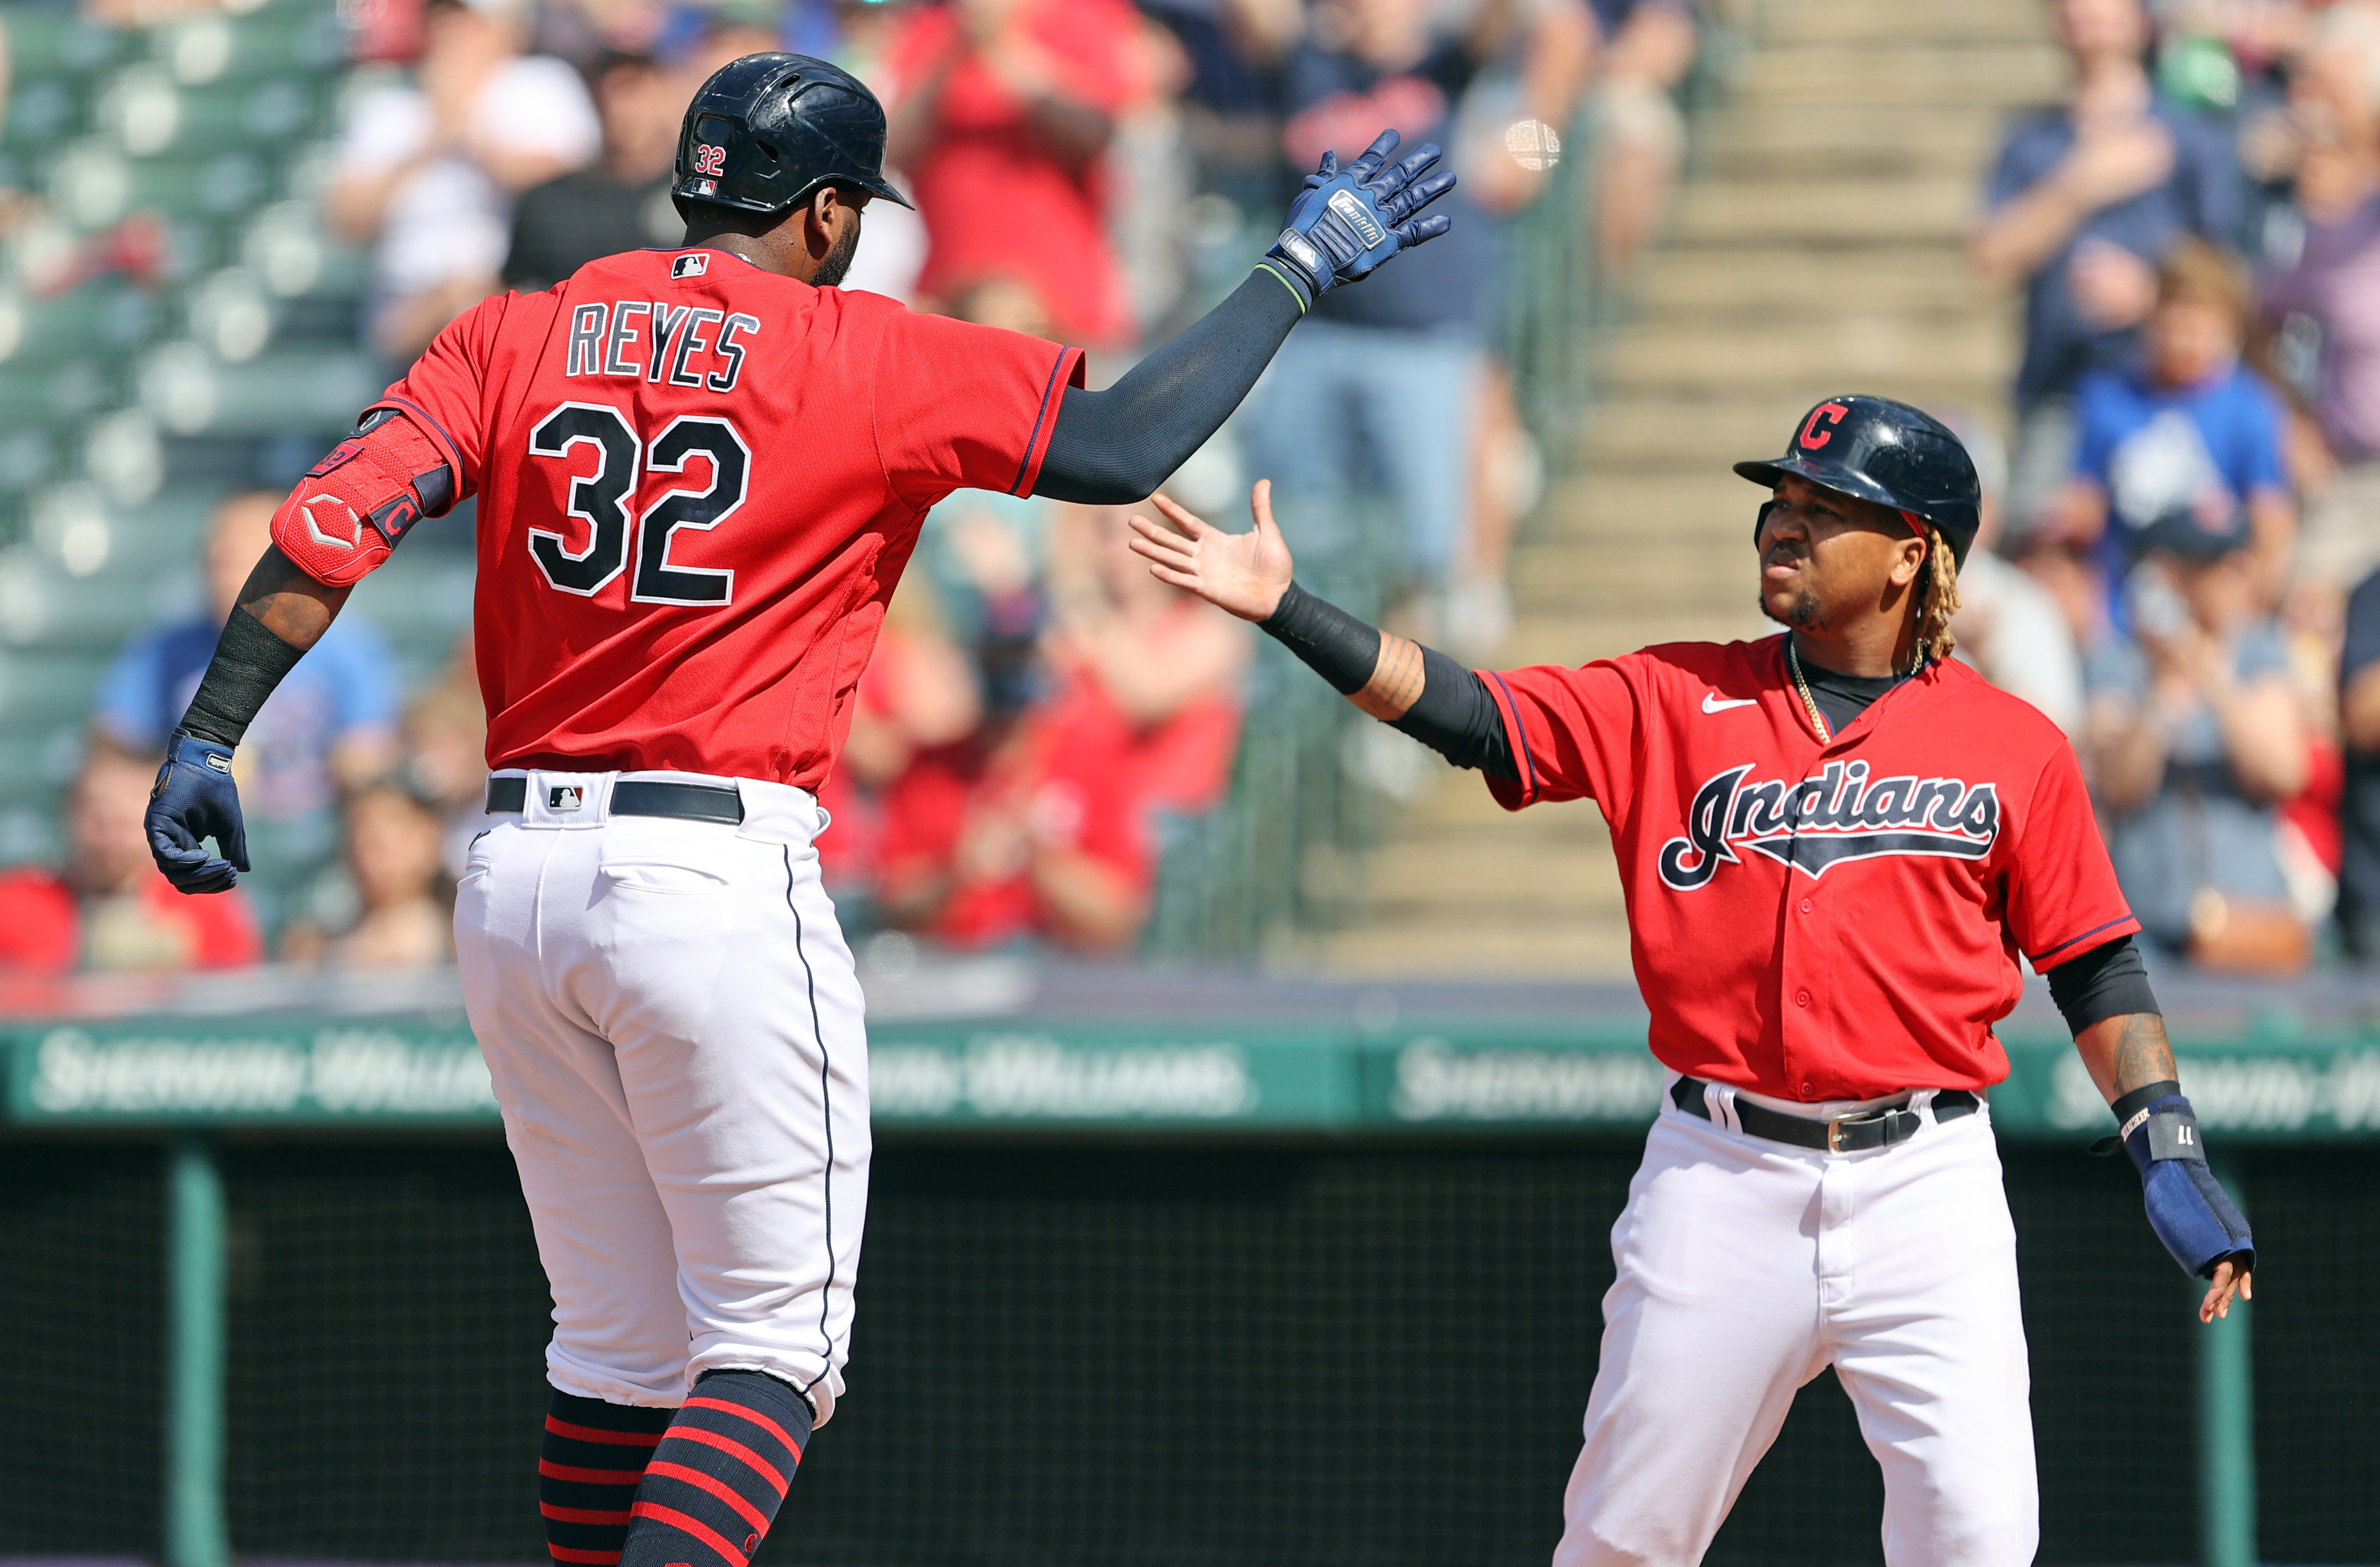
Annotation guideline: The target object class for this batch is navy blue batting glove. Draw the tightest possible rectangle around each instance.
[2115,1092,2255,1279]
[147,730,249,895]
[1261,129,1457,307]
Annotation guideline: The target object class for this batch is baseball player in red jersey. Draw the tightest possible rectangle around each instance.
[1132,395,2256,1565]
[142,53,1453,1567]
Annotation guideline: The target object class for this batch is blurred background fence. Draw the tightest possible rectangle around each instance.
[4,966,2377,1566]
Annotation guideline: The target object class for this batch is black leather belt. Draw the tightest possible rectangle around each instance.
[1671,1075,1977,1153]
[485,775,744,825]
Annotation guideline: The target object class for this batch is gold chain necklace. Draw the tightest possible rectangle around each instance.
[1785,639,1831,743]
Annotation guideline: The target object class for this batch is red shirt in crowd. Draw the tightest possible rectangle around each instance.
[887,0,1148,346]
[1480,640,2138,1100]
[0,867,263,973]
[276,248,1083,792]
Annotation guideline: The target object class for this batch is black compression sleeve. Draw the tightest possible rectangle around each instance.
[1035,269,1304,503]
[1259,580,1378,695]
[2046,934,2161,1036]
[1260,584,1518,781]
[177,606,307,748]
[1391,648,1517,781]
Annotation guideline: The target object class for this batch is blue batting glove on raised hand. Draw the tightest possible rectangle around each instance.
[147,730,248,895]
[1261,129,1457,307]
[2117,1092,2255,1278]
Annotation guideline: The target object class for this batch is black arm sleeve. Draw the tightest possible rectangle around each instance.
[1259,583,1518,782]
[176,606,308,749]
[1034,269,1304,503]
[1391,647,1517,782]
[2045,933,2161,1036]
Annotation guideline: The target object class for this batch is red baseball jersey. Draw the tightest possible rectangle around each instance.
[1479,638,2138,1100]
[281,247,1082,791]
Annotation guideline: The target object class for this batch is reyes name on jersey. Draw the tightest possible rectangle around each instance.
[333,247,1084,791]
[1479,639,2138,1100]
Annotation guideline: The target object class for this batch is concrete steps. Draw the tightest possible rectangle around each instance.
[1320,0,2059,979]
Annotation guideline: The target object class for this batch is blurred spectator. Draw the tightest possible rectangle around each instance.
[2333,561,2380,955]
[400,631,491,877]
[502,50,681,292]
[1971,0,2243,536]
[884,0,1153,347]
[0,746,261,973]
[281,779,456,969]
[92,492,401,930]
[1243,0,1590,645]
[1583,0,1697,280]
[2085,511,2309,971]
[2048,239,2295,612]
[1941,416,2087,733]
[922,502,1249,950]
[328,0,599,359]
[2259,4,2380,592]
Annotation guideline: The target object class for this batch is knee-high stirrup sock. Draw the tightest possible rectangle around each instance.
[620,1369,814,1567]
[540,1391,672,1564]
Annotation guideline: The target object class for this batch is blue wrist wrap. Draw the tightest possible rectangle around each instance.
[2120,1093,2255,1278]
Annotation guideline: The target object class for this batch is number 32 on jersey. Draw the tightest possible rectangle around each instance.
[526,403,750,608]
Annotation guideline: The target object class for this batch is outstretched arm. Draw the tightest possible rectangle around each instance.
[1036,130,1455,504]
[1126,483,1516,779]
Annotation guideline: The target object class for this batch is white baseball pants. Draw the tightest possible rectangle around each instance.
[1554,1082,2038,1566]
[453,769,870,1426]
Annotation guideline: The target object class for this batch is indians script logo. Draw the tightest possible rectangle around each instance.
[1658,761,2000,890]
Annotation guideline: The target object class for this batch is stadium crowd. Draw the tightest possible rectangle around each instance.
[24,0,2380,986]
[0,0,1698,972]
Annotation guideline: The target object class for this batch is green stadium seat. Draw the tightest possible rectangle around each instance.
[0,279,160,368]
[0,646,116,732]
[149,6,345,87]
[97,65,324,159]
[45,140,269,228]
[136,340,382,437]
[3,73,94,152]
[0,8,126,81]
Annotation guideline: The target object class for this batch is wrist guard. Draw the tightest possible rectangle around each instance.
[2112,1088,2255,1279]
[1263,129,1456,306]
[271,403,460,588]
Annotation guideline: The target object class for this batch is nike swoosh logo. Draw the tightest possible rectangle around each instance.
[1702,693,1758,714]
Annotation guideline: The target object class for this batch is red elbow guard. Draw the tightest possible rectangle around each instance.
[271,404,461,588]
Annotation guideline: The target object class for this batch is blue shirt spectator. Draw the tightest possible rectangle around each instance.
[1985,100,2242,405]
[91,491,400,823]
[2070,361,2289,599]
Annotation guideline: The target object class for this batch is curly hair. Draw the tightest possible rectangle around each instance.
[1908,527,1961,672]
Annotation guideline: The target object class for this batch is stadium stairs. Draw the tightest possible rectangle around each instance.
[1322,0,2063,978]
[0,0,471,866]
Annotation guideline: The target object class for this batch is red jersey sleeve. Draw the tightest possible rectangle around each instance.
[2005,739,2140,970]
[381,291,506,486]
[1477,659,1647,821]
[871,309,1085,508]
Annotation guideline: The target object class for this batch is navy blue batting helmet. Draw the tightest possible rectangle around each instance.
[673,53,912,221]
[1733,395,1983,568]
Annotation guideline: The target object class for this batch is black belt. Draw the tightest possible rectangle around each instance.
[485,775,744,825]
[1671,1075,1977,1153]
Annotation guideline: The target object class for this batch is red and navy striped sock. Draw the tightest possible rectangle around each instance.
[539,1391,672,1565]
[620,1369,814,1567]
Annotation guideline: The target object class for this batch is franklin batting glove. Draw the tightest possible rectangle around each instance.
[2106,1086,2255,1279]
[1260,129,1457,309]
[147,730,250,895]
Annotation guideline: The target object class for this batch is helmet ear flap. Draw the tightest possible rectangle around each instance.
[1754,498,1780,544]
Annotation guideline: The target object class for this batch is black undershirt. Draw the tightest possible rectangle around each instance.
[1256,587,2162,1034]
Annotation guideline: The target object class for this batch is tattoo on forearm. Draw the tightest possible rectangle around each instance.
[2109,1013,2177,1096]
[1354,633,1425,721]
[235,545,350,649]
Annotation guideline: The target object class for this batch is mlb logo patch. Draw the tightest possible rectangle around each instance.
[547,785,585,812]
[692,179,717,198]
[672,252,709,279]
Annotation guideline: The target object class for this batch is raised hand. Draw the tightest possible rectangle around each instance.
[1126,480,1296,623]
[1263,129,1458,304]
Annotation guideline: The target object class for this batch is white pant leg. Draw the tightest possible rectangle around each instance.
[1555,1109,1830,1567]
[1823,1109,2039,1567]
[458,820,690,1408]
[456,772,871,1426]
